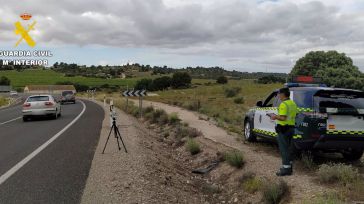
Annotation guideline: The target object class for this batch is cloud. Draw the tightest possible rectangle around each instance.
[1,0,364,71]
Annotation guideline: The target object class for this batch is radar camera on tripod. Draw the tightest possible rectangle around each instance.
[102,103,128,154]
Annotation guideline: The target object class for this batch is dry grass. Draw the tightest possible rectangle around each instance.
[0,97,8,107]
[224,150,245,168]
[261,180,289,204]
[145,79,282,134]
[185,138,201,155]
[317,163,360,184]
[300,152,317,171]
[240,172,263,193]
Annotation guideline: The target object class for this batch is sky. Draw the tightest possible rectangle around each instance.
[0,0,364,73]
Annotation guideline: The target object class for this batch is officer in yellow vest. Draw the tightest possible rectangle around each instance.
[270,87,298,176]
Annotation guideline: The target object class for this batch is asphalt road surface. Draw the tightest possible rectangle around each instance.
[0,99,104,204]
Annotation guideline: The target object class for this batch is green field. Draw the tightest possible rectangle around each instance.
[100,79,282,134]
[0,69,140,89]
[147,79,282,134]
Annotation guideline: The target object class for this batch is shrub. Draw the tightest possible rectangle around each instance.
[241,173,262,193]
[168,113,181,124]
[300,152,317,171]
[216,76,228,84]
[143,106,155,114]
[135,78,153,91]
[182,101,200,111]
[149,109,168,123]
[0,97,8,107]
[153,76,172,91]
[0,76,11,85]
[224,150,245,168]
[171,72,192,89]
[234,96,245,104]
[175,125,190,140]
[317,163,359,184]
[186,138,201,155]
[262,180,289,204]
[224,87,241,98]
[157,113,169,125]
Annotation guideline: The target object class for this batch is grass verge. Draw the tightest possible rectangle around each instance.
[261,180,289,204]
[0,97,9,107]
[185,138,201,155]
[224,150,245,168]
[317,163,360,185]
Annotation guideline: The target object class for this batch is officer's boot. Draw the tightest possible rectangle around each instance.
[276,167,292,176]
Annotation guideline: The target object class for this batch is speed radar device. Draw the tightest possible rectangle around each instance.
[102,104,127,154]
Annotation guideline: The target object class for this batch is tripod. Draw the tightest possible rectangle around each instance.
[102,116,128,154]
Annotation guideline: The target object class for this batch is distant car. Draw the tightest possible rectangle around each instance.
[9,91,18,96]
[22,95,61,121]
[60,91,76,104]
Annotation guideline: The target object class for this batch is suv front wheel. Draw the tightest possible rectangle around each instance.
[342,149,364,161]
[244,121,256,142]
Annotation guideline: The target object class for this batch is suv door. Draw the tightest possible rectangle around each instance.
[254,91,279,137]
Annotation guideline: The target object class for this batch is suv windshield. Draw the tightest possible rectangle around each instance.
[62,91,73,96]
[27,96,49,102]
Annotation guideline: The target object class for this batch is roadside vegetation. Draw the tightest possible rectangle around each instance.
[224,150,245,168]
[0,97,8,107]
[261,180,289,204]
[240,172,263,193]
[185,138,201,155]
[315,162,364,202]
[0,69,140,90]
[146,79,282,134]
[317,163,360,185]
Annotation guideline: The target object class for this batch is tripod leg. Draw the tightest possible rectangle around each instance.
[116,126,128,153]
[114,125,122,151]
[102,124,114,154]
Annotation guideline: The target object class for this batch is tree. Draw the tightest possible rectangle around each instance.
[216,76,228,84]
[135,78,154,90]
[290,51,364,90]
[153,76,172,91]
[0,76,11,85]
[171,72,192,88]
[257,75,285,84]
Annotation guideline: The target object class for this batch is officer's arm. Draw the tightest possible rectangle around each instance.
[275,115,287,121]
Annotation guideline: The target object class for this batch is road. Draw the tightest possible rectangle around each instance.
[0,99,104,204]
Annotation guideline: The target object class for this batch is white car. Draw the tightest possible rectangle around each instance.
[9,91,18,96]
[22,95,61,121]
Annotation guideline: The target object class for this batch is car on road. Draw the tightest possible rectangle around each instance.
[244,81,364,161]
[60,91,76,104]
[9,91,18,96]
[22,95,61,121]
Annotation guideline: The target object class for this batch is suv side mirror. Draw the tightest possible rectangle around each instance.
[256,101,263,107]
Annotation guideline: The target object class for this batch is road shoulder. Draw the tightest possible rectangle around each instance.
[81,101,208,204]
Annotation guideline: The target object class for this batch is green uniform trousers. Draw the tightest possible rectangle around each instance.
[277,127,294,166]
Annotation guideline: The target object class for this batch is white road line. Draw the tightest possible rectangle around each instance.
[0,100,86,186]
[0,117,22,126]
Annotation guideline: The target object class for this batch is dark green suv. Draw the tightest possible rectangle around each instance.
[244,85,364,161]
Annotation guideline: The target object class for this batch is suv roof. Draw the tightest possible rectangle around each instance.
[288,86,363,92]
